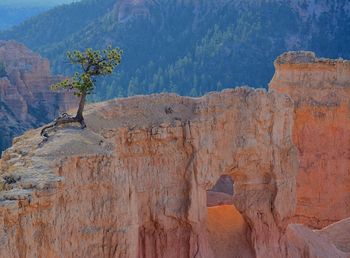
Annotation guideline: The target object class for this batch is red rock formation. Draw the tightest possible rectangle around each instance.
[114,0,151,22]
[0,89,297,257]
[0,40,76,153]
[0,51,349,257]
[270,51,350,229]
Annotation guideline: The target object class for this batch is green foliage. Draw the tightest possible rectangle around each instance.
[0,61,6,77]
[51,47,122,97]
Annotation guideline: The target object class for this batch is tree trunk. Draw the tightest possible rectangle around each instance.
[76,91,86,121]
[40,91,87,139]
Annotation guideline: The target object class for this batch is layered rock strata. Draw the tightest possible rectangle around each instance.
[270,51,350,229]
[0,88,297,257]
[0,40,76,154]
[0,51,349,257]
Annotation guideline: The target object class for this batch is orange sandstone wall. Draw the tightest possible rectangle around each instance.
[270,51,350,229]
[0,90,297,258]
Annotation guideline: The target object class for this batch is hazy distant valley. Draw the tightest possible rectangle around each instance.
[0,0,76,30]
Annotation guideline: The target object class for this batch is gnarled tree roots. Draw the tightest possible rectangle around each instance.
[40,113,86,140]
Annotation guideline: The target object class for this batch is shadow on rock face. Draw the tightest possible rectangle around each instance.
[207,175,234,207]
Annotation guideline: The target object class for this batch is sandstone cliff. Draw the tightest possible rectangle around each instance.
[0,52,350,258]
[270,51,350,229]
[0,88,298,257]
[0,40,76,154]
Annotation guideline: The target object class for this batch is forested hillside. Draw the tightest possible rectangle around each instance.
[1,0,349,100]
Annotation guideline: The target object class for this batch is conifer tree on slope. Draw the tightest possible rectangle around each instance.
[41,46,122,138]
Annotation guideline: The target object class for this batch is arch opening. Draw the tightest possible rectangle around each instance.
[206,175,255,258]
[206,175,234,207]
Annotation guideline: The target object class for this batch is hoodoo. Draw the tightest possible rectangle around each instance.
[270,51,350,229]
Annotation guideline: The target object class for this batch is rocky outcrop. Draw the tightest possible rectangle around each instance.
[270,51,350,229]
[0,88,297,257]
[0,51,349,257]
[286,217,350,258]
[0,41,76,154]
[285,222,350,258]
[114,0,151,22]
[316,217,350,253]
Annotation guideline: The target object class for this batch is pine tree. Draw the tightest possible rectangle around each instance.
[41,46,122,138]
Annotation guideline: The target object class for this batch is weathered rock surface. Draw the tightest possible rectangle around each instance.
[317,217,350,253]
[0,40,76,154]
[0,88,297,257]
[0,51,349,257]
[270,51,350,229]
[286,217,350,258]
[286,223,349,258]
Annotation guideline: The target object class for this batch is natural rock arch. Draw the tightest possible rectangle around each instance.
[0,89,297,258]
[206,175,254,258]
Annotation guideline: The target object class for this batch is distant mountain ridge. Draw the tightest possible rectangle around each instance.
[0,0,77,31]
[0,6,49,31]
[0,0,76,7]
[0,0,349,100]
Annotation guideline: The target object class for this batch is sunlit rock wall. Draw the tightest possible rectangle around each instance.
[0,89,296,258]
[270,51,350,229]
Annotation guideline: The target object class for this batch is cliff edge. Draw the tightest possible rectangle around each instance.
[271,51,350,229]
[0,88,297,257]
[0,51,350,257]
